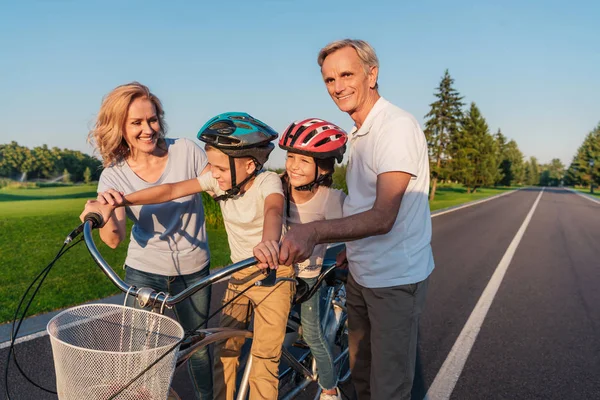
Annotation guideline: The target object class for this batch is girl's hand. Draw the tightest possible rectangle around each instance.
[253,240,280,270]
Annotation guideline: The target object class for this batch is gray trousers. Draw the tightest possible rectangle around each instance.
[347,273,429,400]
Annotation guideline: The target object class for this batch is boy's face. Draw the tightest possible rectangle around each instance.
[206,148,256,191]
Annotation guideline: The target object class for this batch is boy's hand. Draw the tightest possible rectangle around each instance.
[79,200,114,226]
[97,189,127,207]
[253,240,280,270]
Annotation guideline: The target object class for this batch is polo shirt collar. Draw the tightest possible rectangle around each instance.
[349,97,389,139]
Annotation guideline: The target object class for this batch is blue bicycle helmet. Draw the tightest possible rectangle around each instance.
[197,112,278,200]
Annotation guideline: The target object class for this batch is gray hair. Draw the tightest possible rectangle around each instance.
[317,39,379,90]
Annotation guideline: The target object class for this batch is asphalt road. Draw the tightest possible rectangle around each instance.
[2,187,599,399]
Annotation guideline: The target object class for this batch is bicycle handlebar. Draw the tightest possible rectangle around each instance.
[82,219,258,307]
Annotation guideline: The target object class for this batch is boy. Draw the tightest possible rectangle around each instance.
[82,112,295,400]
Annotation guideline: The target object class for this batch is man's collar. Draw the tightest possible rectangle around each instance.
[349,97,389,139]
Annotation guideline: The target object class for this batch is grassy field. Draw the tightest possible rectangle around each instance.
[429,185,517,212]
[0,184,230,323]
[0,183,517,323]
[574,187,600,198]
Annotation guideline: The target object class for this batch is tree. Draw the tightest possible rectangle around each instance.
[565,122,600,188]
[523,156,540,186]
[496,134,524,186]
[62,168,71,184]
[0,141,35,180]
[450,102,497,192]
[539,159,565,186]
[83,167,92,184]
[424,69,464,200]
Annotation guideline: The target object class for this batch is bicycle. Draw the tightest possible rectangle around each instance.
[47,214,350,399]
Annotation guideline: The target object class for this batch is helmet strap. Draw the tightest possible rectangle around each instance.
[213,157,261,201]
[294,159,330,191]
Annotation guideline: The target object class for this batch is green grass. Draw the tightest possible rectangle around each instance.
[429,184,517,211]
[0,185,230,323]
[573,187,600,198]
[0,183,516,323]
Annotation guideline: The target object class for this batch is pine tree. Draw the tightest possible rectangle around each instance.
[424,69,464,200]
[451,103,497,193]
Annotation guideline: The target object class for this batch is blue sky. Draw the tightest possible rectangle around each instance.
[1,0,598,169]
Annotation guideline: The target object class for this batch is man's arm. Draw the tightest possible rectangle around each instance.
[279,171,411,265]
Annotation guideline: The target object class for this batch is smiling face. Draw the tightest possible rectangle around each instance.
[320,46,379,124]
[285,152,318,187]
[123,97,161,155]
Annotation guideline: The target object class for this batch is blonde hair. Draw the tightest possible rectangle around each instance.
[89,82,167,166]
[317,39,380,90]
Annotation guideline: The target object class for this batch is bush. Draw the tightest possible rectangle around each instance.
[0,178,13,189]
[202,192,224,229]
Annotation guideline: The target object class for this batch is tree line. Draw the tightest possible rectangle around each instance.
[564,123,600,189]
[423,70,570,200]
[0,141,102,183]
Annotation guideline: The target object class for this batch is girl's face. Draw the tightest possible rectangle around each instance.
[123,97,161,154]
[285,152,318,187]
[207,148,255,191]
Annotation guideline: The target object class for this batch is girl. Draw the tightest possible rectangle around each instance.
[278,118,348,400]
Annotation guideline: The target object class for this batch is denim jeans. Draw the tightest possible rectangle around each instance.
[125,266,212,400]
[301,276,337,390]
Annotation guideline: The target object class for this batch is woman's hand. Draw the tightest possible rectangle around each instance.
[97,189,127,207]
[79,200,115,226]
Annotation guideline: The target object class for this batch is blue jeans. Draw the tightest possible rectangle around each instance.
[125,266,212,400]
[301,276,337,390]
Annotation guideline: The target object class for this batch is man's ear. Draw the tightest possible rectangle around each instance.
[368,65,379,89]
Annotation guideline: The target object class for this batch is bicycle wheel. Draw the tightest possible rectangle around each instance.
[333,313,350,383]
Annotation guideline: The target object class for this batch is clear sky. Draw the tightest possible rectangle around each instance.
[1,0,598,169]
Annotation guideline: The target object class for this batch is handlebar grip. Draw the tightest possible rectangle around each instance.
[84,212,104,229]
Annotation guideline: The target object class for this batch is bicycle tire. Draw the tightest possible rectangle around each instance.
[334,313,350,383]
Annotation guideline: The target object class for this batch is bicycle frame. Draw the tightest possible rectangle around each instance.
[83,220,348,400]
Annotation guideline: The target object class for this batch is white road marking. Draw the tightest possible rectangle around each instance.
[425,188,545,400]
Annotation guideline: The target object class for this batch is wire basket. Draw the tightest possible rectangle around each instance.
[47,304,184,400]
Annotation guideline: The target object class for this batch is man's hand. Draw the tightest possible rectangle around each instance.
[279,224,318,266]
[336,248,348,270]
[79,200,114,226]
[253,240,280,270]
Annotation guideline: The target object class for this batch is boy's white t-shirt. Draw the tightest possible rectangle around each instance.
[198,170,284,264]
[286,186,346,278]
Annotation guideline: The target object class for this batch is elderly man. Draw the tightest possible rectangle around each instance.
[279,39,434,400]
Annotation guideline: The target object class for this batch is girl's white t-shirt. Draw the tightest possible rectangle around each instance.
[286,186,346,278]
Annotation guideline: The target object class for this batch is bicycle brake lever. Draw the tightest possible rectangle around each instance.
[255,269,277,287]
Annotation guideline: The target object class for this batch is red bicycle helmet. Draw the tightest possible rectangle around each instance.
[279,118,347,163]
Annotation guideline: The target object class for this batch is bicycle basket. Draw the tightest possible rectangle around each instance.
[47,304,184,400]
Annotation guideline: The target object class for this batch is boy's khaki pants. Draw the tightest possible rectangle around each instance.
[213,264,295,400]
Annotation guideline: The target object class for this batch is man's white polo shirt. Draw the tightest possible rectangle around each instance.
[343,97,434,288]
